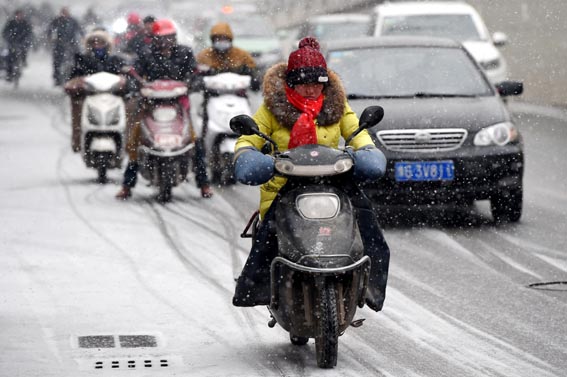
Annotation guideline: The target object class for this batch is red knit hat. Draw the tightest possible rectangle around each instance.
[286,37,328,87]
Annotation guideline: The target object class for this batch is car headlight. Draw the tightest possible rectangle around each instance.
[87,106,102,125]
[296,193,340,219]
[480,58,501,71]
[474,122,519,146]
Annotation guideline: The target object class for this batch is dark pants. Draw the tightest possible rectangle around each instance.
[52,43,76,85]
[233,189,390,311]
[52,46,64,84]
[6,46,26,81]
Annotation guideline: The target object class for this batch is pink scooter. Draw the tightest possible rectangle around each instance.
[136,79,196,202]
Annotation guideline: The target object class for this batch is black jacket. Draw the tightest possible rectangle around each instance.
[135,44,197,82]
[69,53,125,79]
[124,33,151,57]
[2,19,33,48]
[48,16,83,46]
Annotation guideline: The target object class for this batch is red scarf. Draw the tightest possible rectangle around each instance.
[285,85,324,149]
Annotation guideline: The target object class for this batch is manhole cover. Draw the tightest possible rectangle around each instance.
[76,334,159,349]
[78,336,115,349]
[119,335,157,348]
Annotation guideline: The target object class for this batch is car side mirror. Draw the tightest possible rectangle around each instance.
[492,32,508,47]
[496,81,523,97]
[230,115,259,135]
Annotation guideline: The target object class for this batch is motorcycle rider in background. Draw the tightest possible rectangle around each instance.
[231,37,390,311]
[2,9,34,81]
[195,22,260,90]
[115,19,213,200]
[63,30,126,152]
[47,7,83,86]
[114,12,143,53]
[124,15,156,57]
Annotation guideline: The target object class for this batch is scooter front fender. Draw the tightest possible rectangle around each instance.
[269,256,370,337]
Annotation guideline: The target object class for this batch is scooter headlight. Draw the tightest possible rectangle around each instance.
[87,106,103,125]
[474,122,519,146]
[106,106,121,125]
[153,107,177,123]
[296,193,340,219]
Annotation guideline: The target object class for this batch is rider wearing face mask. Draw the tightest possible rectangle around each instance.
[231,37,390,311]
[64,30,126,152]
[115,19,214,200]
[195,22,260,90]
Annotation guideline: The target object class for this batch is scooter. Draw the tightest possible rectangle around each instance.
[80,71,127,183]
[196,72,252,185]
[230,106,386,368]
[137,78,195,202]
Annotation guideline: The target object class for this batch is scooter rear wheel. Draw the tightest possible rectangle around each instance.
[315,281,339,368]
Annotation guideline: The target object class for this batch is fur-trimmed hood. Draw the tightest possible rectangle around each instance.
[262,62,346,129]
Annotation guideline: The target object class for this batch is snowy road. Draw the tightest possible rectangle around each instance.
[1,52,566,376]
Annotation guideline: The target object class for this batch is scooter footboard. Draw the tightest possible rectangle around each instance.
[269,256,370,337]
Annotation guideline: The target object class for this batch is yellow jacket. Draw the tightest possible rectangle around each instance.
[236,63,375,217]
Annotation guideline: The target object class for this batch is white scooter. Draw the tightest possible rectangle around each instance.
[195,72,252,185]
[80,72,127,183]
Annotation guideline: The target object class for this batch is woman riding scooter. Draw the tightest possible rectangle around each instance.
[232,37,390,312]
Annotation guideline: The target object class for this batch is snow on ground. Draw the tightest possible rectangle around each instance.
[1,51,566,376]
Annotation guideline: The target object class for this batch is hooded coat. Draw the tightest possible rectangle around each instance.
[236,62,375,217]
[196,46,256,73]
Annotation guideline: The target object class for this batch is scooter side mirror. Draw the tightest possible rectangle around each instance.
[230,115,259,135]
[345,106,385,146]
[230,114,280,153]
[359,106,385,130]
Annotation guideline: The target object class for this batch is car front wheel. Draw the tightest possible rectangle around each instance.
[491,188,523,223]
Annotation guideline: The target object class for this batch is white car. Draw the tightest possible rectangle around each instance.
[373,1,509,83]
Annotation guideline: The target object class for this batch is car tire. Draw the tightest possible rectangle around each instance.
[491,188,522,223]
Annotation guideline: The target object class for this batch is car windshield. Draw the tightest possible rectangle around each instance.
[381,15,483,41]
[312,21,371,41]
[328,46,493,98]
[229,16,276,38]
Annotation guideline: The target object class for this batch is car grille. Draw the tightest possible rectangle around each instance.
[376,128,468,152]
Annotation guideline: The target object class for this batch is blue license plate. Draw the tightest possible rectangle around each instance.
[395,161,455,182]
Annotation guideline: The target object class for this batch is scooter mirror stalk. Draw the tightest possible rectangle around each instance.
[345,106,385,146]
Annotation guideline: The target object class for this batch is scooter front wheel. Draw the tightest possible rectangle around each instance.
[157,164,174,203]
[96,165,108,184]
[290,333,309,346]
[315,281,339,368]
